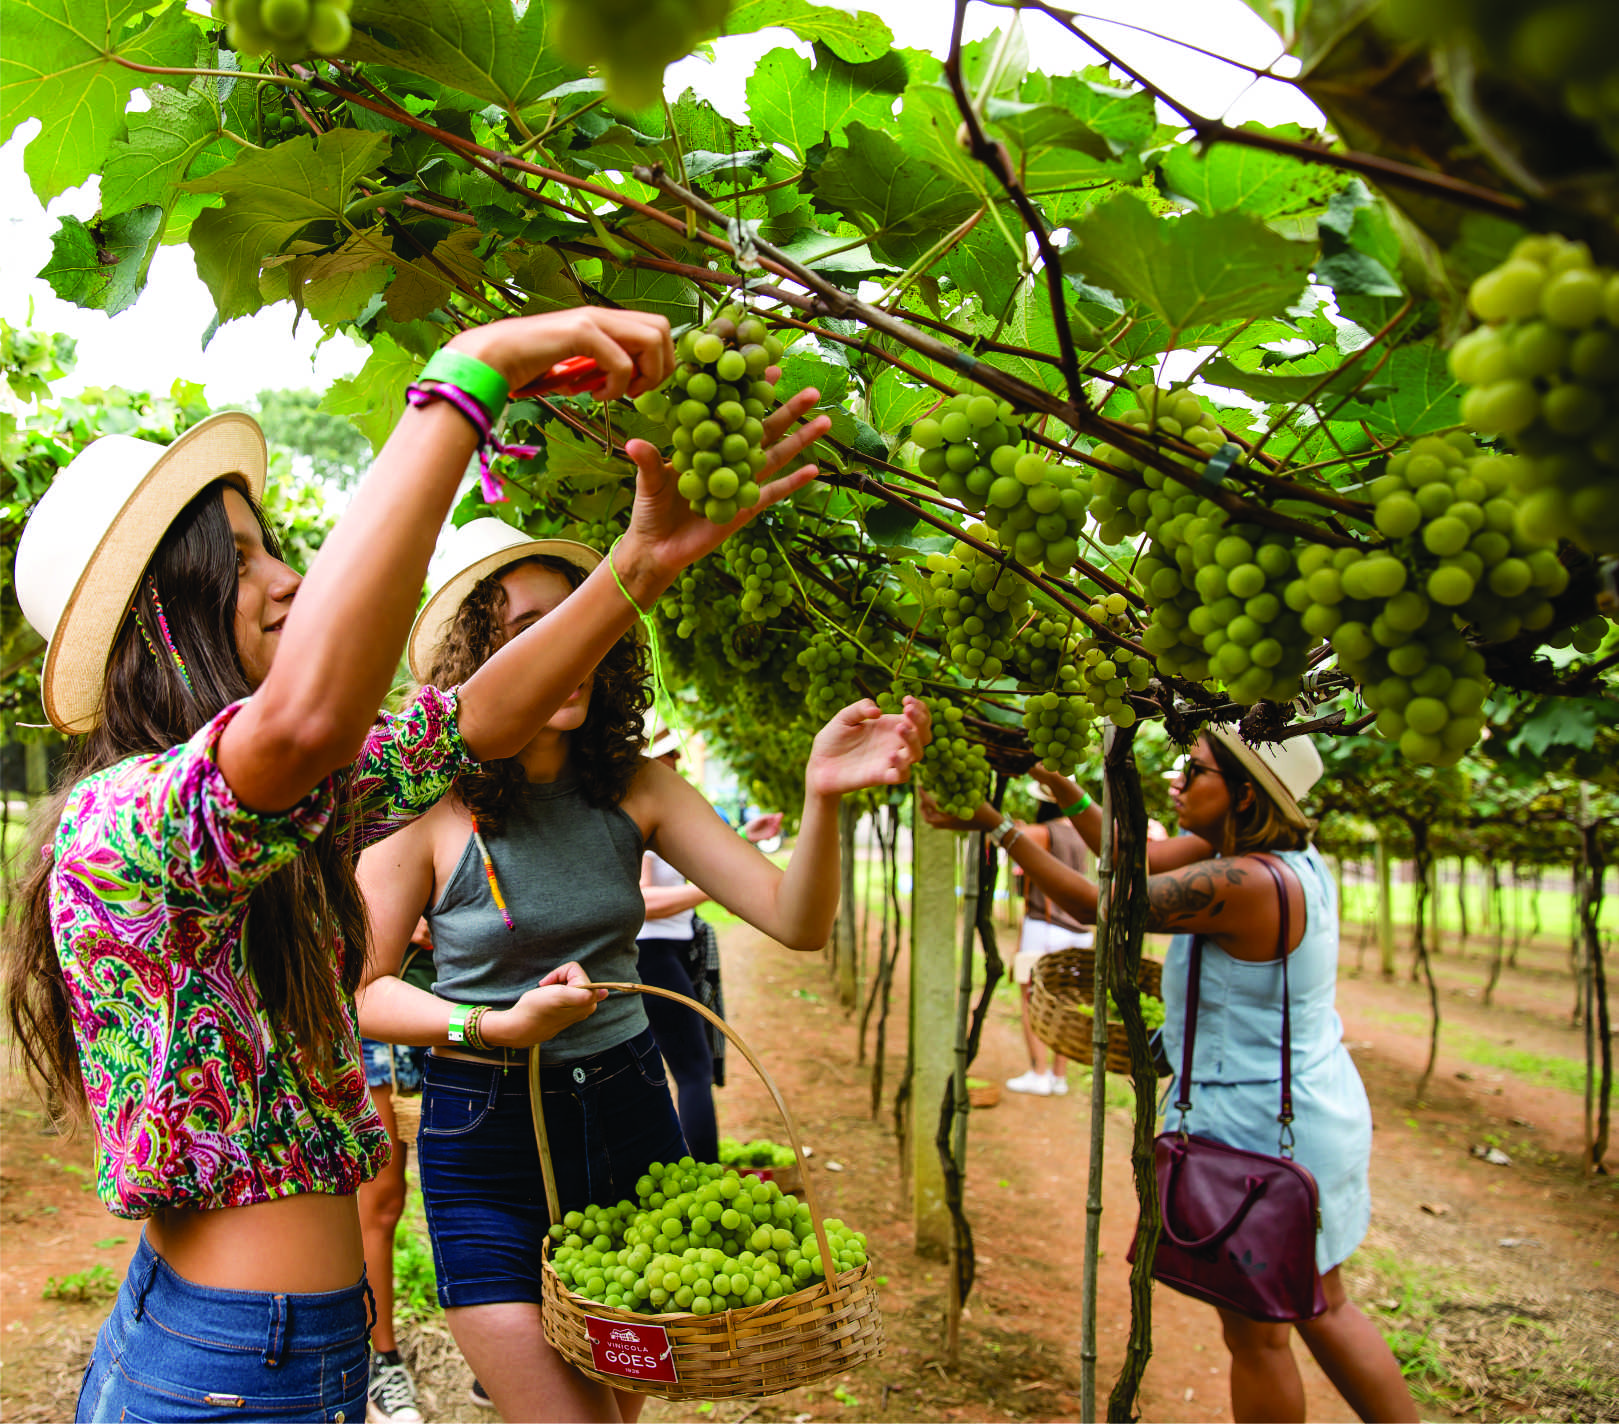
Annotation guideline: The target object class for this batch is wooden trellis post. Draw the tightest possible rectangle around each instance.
[909,803,956,1259]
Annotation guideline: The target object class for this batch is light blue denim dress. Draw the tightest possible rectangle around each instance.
[1160,845,1372,1274]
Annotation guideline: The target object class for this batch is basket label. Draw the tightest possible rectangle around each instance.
[584,1317,679,1383]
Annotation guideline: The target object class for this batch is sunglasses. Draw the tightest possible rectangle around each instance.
[1178,758,1225,787]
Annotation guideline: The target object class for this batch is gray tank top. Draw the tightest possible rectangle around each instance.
[427,773,649,1062]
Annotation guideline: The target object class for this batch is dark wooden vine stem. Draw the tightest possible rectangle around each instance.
[1097,726,1158,1423]
[944,0,1090,415]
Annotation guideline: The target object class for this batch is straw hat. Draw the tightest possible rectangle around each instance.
[407,518,606,682]
[14,413,267,735]
[1208,726,1323,831]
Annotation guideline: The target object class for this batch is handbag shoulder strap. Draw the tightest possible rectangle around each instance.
[1174,853,1296,1156]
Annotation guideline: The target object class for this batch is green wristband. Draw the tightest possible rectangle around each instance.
[1061,792,1093,817]
[419,348,510,423]
[446,1001,472,1045]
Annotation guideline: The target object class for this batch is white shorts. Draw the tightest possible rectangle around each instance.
[1012,918,1094,984]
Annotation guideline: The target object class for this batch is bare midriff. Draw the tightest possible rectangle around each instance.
[145,1192,364,1294]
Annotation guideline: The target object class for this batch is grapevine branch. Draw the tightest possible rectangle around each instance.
[945,0,1090,414]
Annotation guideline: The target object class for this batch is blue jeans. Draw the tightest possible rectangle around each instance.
[360,1036,428,1093]
[417,1028,687,1308]
[76,1233,371,1422]
[636,936,719,1162]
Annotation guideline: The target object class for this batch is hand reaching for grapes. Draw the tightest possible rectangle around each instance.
[615,388,832,594]
[1029,762,1083,805]
[449,308,677,405]
[805,697,932,799]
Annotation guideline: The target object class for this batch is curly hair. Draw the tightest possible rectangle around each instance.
[425,554,649,832]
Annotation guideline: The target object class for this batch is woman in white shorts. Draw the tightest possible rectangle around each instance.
[1007,792,1092,1095]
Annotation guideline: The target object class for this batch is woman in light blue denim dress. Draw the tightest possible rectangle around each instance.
[921,730,1416,1424]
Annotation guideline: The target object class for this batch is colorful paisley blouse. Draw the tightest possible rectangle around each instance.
[50,687,470,1219]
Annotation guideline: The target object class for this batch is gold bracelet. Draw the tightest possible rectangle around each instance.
[463,1004,490,1052]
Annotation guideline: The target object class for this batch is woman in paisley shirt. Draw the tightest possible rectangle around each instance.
[3,307,834,1423]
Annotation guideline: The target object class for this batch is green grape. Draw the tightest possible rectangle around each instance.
[882,686,989,818]
[1453,234,1619,553]
[912,390,1026,520]
[721,514,796,624]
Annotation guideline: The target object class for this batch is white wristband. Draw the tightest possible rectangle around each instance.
[987,815,1016,848]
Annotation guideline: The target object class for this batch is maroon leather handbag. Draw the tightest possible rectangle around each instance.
[1128,855,1327,1323]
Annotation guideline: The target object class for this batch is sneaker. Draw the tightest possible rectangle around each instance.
[470,1378,493,1408]
[1005,1069,1053,1096]
[1047,1073,1069,1096]
[367,1355,423,1424]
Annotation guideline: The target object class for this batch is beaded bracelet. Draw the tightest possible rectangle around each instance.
[463,1005,491,1052]
[1061,791,1094,816]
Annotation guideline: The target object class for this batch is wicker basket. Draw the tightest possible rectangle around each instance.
[389,1050,423,1142]
[1028,947,1168,1078]
[535,982,885,1400]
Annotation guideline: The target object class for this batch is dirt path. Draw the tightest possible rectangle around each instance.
[2,915,1614,1423]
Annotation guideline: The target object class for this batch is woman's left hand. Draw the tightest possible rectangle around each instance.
[805,697,931,798]
[614,372,832,593]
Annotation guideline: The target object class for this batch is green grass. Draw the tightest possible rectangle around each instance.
[1353,1250,1464,1412]
[393,1166,442,1324]
[1364,1009,1587,1094]
[1337,873,1618,940]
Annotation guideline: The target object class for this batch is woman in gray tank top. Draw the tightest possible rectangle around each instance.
[921,734,1416,1424]
[355,519,928,1423]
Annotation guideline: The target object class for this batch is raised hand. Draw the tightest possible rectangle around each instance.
[1029,762,1082,803]
[916,786,991,833]
[616,384,832,585]
[484,961,608,1049]
[805,696,932,799]
[449,308,676,403]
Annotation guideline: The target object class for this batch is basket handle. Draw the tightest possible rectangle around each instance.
[526,980,846,1304]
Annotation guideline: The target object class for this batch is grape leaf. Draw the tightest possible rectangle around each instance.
[320,331,421,452]
[382,226,484,323]
[982,97,1113,163]
[869,368,939,435]
[538,424,632,492]
[345,0,570,112]
[183,130,392,322]
[725,0,894,63]
[0,0,196,201]
[101,83,238,217]
[746,44,908,159]
[941,224,1023,318]
[1019,70,1157,153]
[1062,192,1313,333]
[259,233,396,326]
[1198,354,1377,404]
[1160,124,1344,219]
[808,123,980,267]
[597,266,700,328]
[1345,344,1461,437]
[37,207,164,315]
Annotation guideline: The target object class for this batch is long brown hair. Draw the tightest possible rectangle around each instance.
[1207,737,1312,858]
[3,480,368,1120]
[426,554,648,832]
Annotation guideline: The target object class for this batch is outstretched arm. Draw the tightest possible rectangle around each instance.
[221,309,675,811]
[1028,764,1214,871]
[633,698,929,950]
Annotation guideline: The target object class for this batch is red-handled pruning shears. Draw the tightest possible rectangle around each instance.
[512,354,610,399]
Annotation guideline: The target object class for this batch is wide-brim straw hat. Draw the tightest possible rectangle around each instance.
[1208,725,1323,831]
[14,412,267,734]
[407,518,609,683]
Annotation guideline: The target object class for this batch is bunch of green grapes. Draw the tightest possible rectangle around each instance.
[1022,687,1092,775]
[721,518,795,624]
[925,532,1029,682]
[1291,434,1567,763]
[1081,386,1234,544]
[216,0,352,58]
[910,393,1025,515]
[1011,613,1077,685]
[881,688,990,818]
[636,307,785,524]
[658,556,732,642]
[1076,990,1166,1031]
[548,1159,868,1316]
[1072,594,1154,725]
[554,0,731,111]
[717,1138,797,1170]
[978,449,1089,576]
[1382,0,1619,156]
[1451,234,1619,553]
[796,630,866,723]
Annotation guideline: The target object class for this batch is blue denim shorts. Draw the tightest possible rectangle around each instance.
[76,1233,371,1422]
[417,1028,686,1309]
[360,1037,429,1093]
